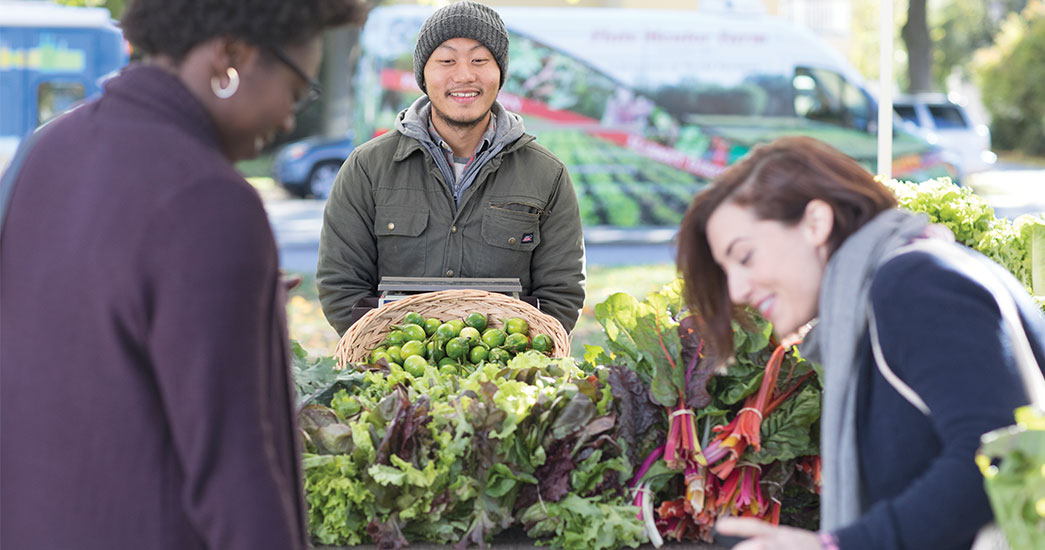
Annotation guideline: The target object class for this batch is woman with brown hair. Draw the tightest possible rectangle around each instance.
[677,136,1040,550]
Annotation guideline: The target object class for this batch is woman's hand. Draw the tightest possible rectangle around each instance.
[715,517,822,550]
[281,273,303,293]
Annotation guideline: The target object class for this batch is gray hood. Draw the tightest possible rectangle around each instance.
[395,95,526,150]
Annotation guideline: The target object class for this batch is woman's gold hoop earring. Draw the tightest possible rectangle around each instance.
[210,67,239,99]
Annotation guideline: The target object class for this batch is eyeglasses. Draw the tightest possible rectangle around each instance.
[269,46,322,113]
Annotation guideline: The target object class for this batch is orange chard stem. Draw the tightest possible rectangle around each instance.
[754,344,787,412]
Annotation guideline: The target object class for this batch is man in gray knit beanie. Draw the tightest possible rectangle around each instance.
[317,1,586,336]
[413,0,509,93]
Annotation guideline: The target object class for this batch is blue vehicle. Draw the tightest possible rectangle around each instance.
[0,2,128,170]
[271,132,354,199]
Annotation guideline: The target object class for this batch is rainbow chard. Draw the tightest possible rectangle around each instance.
[706,344,786,477]
[658,318,704,468]
[590,280,824,544]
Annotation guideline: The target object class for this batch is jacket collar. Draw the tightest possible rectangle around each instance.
[104,63,222,152]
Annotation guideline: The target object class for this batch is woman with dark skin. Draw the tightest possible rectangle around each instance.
[0,1,363,549]
[120,0,354,161]
[676,136,1037,550]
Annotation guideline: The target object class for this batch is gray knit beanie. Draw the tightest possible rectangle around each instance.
[413,1,509,93]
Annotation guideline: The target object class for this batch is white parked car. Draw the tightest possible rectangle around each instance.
[893,93,997,176]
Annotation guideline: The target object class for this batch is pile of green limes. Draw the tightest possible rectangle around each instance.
[367,311,556,377]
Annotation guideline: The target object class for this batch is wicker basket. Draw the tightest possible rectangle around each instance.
[334,289,570,367]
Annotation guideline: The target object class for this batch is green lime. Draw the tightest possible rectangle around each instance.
[488,348,511,364]
[465,312,488,332]
[445,337,471,359]
[459,326,481,342]
[400,324,426,342]
[435,322,457,341]
[532,334,554,354]
[468,345,488,363]
[504,317,529,335]
[403,312,425,327]
[403,355,427,377]
[427,341,444,362]
[482,328,506,348]
[369,346,387,362]
[424,318,442,336]
[385,345,403,364]
[504,332,530,352]
[384,330,407,346]
[401,339,426,359]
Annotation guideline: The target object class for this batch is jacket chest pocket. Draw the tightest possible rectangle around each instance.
[375,206,429,275]
[478,205,540,275]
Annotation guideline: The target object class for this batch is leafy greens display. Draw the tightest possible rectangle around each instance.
[586,281,822,544]
[296,351,641,549]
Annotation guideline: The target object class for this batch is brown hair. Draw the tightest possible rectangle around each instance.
[676,136,898,359]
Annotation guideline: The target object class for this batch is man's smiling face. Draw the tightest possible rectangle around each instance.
[423,37,500,130]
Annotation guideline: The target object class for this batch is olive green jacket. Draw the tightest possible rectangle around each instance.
[317,101,585,335]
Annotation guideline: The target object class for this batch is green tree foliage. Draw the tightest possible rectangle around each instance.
[55,0,128,18]
[931,0,1026,88]
[850,0,1026,93]
[849,0,905,87]
[974,1,1045,154]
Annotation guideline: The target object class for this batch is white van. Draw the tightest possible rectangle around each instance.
[894,93,997,176]
[353,5,954,227]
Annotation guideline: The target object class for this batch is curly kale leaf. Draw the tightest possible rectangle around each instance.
[520,494,644,550]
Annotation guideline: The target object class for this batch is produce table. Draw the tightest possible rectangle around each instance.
[315,526,730,549]
[298,286,818,549]
[318,544,727,549]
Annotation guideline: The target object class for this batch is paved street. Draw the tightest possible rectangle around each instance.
[263,193,679,272]
[964,161,1045,220]
[265,162,1045,273]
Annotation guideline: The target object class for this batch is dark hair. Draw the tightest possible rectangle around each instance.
[121,0,366,61]
[676,136,898,359]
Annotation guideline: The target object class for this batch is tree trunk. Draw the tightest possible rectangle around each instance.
[320,1,383,138]
[320,28,358,138]
[902,0,934,93]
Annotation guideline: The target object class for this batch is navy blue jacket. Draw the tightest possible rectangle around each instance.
[836,249,1042,550]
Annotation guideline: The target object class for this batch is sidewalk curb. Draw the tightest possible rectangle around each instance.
[584,225,678,246]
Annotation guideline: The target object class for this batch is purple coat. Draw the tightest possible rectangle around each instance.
[0,65,307,550]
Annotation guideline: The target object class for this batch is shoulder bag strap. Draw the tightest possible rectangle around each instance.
[868,306,931,415]
[868,241,1045,416]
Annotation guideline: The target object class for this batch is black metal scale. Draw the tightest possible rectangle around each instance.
[376,276,523,306]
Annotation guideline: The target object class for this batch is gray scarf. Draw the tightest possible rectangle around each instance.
[805,208,929,530]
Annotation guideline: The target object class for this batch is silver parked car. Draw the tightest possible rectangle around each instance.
[893,93,997,177]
